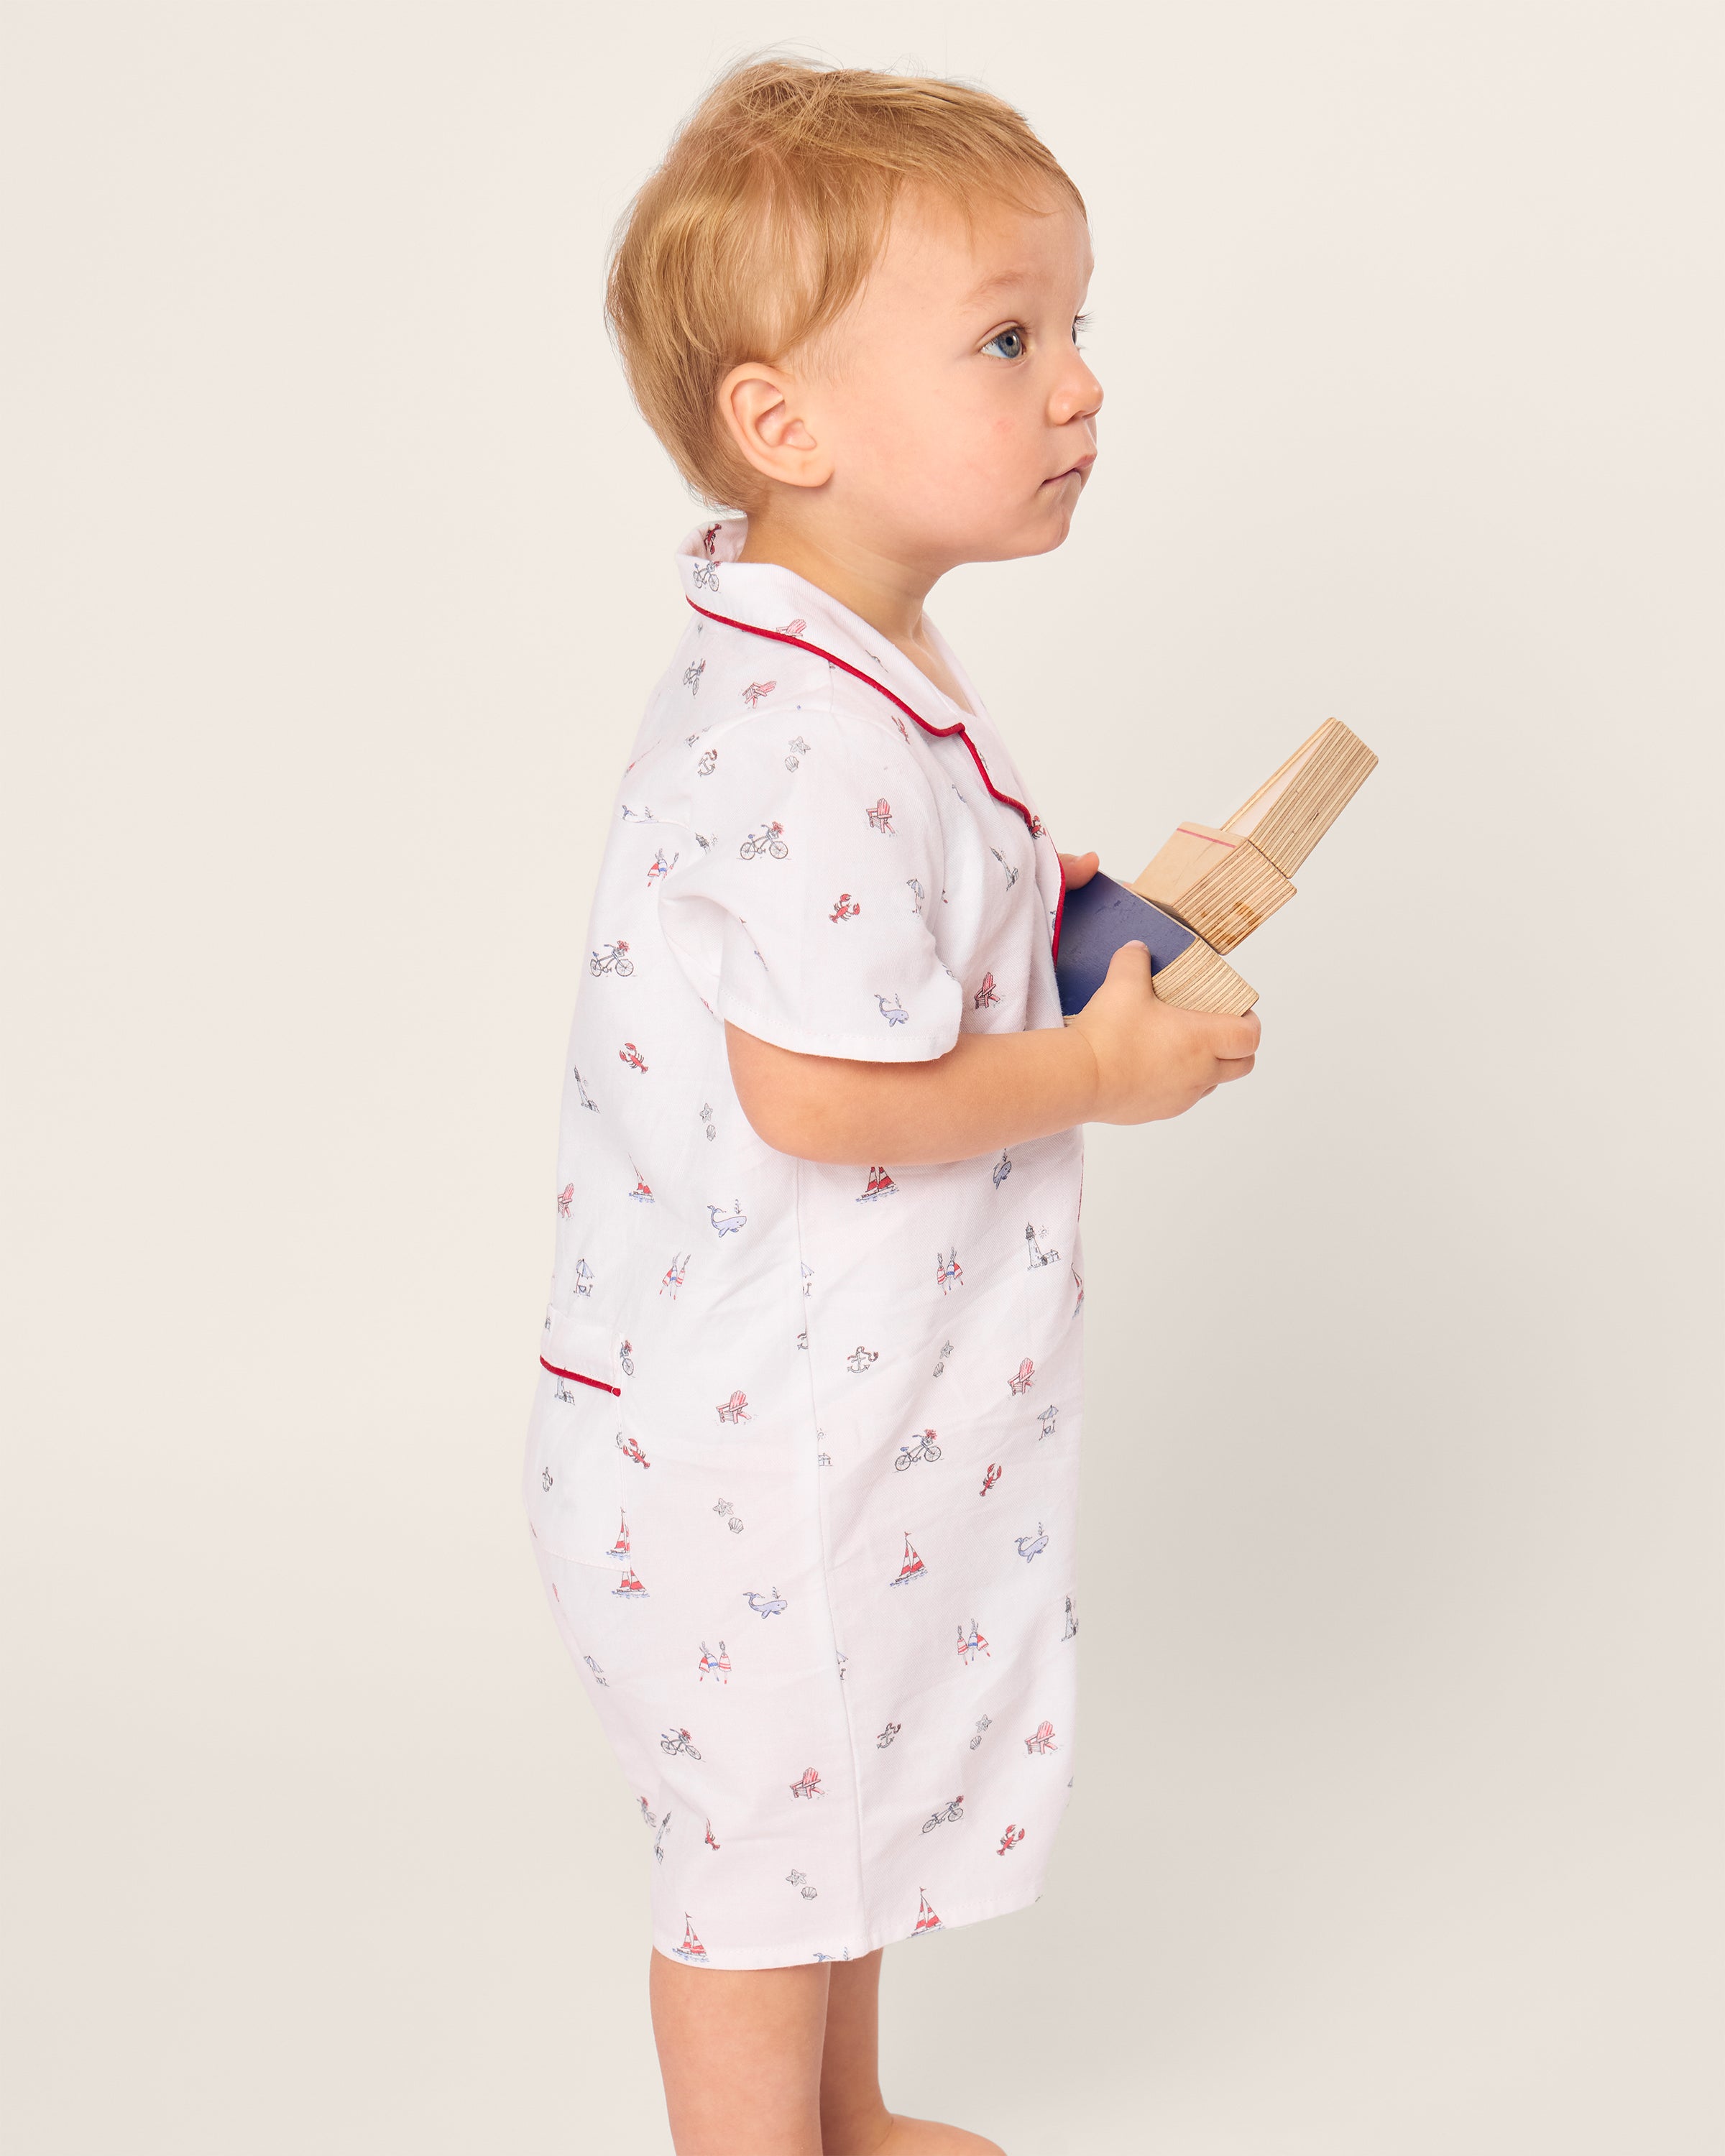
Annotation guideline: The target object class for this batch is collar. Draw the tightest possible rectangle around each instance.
[674,517,1049,846]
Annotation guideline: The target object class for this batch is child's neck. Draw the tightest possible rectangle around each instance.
[736,508,972,713]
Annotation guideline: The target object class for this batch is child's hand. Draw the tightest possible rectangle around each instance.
[1058,849,1100,888]
[1070,940,1260,1123]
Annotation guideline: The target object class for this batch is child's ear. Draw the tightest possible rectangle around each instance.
[717,362,832,492]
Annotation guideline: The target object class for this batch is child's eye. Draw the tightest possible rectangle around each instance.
[1072,312,1092,346]
[982,325,1026,360]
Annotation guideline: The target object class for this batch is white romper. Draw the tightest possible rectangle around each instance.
[523,516,1087,1969]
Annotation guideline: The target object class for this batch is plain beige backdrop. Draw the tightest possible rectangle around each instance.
[3,5,1720,2152]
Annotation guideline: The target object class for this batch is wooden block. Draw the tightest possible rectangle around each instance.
[1150,937,1259,1015]
[1223,717,1378,876]
[1128,821,1297,954]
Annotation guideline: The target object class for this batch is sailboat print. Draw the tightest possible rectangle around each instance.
[889,1531,928,1588]
[671,1915,708,1963]
[604,1510,630,1564]
[912,1888,942,1935]
[857,1165,898,1202]
[612,1562,649,1600]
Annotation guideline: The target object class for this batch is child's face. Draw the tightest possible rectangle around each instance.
[745,190,1101,571]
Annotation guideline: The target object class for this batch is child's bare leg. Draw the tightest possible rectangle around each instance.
[819,1950,1006,2156]
[648,1946,831,2156]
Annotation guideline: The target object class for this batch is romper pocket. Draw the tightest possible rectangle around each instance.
[522,1312,626,1564]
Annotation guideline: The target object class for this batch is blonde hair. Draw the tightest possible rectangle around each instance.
[604,57,1086,510]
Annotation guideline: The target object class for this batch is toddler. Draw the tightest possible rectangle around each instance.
[521,58,1260,2156]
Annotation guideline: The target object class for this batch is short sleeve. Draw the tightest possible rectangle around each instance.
[657,704,964,1061]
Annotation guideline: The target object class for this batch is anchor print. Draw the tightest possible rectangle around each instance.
[957,1618,991,1664]
[969,1714,993,1751]
[786,1870,819,1899]
[992,1148,1013,1190]
[893,1429,942,1470]
[865,796,894,834]
[847,1344,880,1373]
[618,1040,648,1074]
[788,1767,824,1800]
[743,1587,788,1619]
[696,1641,730,1684]
[660,1250,690,1298]
[738,819,788,860]
[875,991,908,1026]
[615,1431,652,1470]
[696,746,717,776]
[972,970,1000,1009]
[712,1498,745,1534]
[876,1722,901,1749]
[707,1198,746,1237]
[740,680,777,707]
[829,890,861,921]
[796,1325,808,1352]
[921,1795,965,1833]
[934,1246,964,1294]
[997,1824,1026,1856]
[979,1462,1003,1497]
[1024,1720,1058,1755]
[1007,1357,1036,1396]
[857,1166,898,1202]
[589,938,635,977]
[1024,1222,1060,1268]
[1013,1522,1049,1562]
[714,1389,750,1424]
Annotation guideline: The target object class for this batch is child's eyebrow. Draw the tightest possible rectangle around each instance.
[964,267,1035,304]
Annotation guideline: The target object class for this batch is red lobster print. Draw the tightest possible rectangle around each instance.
[615,1431,652,1470]
[980,1462,1003,1497]
[997,1824,1026,1855]
[619,1041,648,1074]
[829,892,861,921]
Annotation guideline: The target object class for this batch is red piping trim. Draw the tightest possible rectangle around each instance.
[687,598,1064,960]
[540,1357,622,1396]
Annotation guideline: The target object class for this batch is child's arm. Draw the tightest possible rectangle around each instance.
[727,937,1260,1166]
